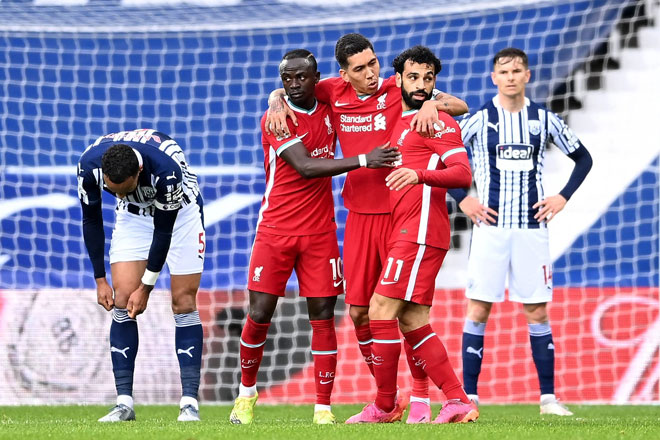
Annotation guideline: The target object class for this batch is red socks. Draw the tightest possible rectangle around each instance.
[239,315,270,387]
[354,323,376,376]
[403,324,469,403]
[404,338,429,399]
[310,318,338,406]
[370,319,401,412]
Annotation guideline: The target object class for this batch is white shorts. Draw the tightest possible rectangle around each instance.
[109,202,205,275]
[465,226,552,304]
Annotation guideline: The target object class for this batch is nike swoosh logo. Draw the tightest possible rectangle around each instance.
[242,364,257,368]
[380,280,397,285]
[333,280,343,287]
[298,132,309,139]
[334,101,350,107]
[320,379,334,384]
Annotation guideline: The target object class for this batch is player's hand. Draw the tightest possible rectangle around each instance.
[385,167,418,191]
[265,94,297,137]
[410,100,441,138]
[459,196,498,226]
[126,284,153,319]
[365,142,400,168]
[533,194,567,223]
[95,277,114,311]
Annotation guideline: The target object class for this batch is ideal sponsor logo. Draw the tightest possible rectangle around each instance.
[497,143,533,160]
[495,143,534,172]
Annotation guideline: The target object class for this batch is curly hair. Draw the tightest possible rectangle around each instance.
[392,45,441,75]
[101,144,139,184]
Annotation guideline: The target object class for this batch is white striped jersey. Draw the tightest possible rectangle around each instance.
[460,96,582,229]
[77,129,201,216]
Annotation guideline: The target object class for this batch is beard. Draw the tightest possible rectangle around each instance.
[401,86,431,110]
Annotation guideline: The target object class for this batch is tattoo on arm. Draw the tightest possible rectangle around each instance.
[271,99,284,111]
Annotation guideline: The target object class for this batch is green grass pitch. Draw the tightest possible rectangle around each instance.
[1,404,659,440]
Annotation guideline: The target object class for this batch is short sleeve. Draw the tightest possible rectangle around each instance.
[427,115,467,163]
[261,117,304,156]
[154,168,184,212]
[547,111,581,155]
[458,111,483,149]
[316,77,340,105]
[77,159,102,206]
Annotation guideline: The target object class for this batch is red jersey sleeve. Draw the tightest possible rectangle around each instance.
[261,116,303,156]
[415,114,472,188]
[316,77,342,105]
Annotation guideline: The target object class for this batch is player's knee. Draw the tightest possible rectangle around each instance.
[308,297,336,321]
[349,305,369,326]
[523,303,548,323]
[111,285,134,309]
[247,307,274,324]
[171,290,197,314]
[467,300,492,322]
[248,292,278,324]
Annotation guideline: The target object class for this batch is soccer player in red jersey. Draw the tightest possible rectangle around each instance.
[267,34,468,423]
[346,46,478,424]
[229,49,399,426]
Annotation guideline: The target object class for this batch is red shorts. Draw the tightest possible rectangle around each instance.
[247,230,343,297]
[374,240,447,306]
[343,211,392,306]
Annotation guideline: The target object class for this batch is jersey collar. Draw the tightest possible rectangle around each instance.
[132,148,144,167]
[285,96,318,115]
[402,109,419,117]
[493,95,530,109]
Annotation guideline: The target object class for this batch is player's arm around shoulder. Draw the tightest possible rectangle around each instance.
[420,116,472,188]
[265,91,297,137]
[410,92,469,137]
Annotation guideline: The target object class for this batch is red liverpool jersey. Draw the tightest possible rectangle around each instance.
[389,109,471,249]
[258,98,337,236]
[316,75,401,214]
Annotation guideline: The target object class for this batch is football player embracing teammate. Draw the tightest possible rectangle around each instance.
[346,45,477,424]
[230,49,399,425]
[267,33,468,423]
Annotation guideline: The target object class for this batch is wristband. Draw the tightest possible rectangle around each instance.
[358,154,367,167]
[141,269,160,286]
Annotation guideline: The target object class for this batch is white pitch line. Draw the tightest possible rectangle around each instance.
[203,193,262,226]
[0,194,79,222]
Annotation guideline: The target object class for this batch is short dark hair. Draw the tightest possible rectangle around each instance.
[280,49,318,74]
[335,33,374,69]
[101,144,139,184]
[493,47,528,68]
[392,45,442,75]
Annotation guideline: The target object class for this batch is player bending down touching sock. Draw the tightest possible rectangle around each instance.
[229,49,399,426]
[449,48,592,416]
[346,46,478,425]
[266,33,469,424]
[77,129,205,422]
